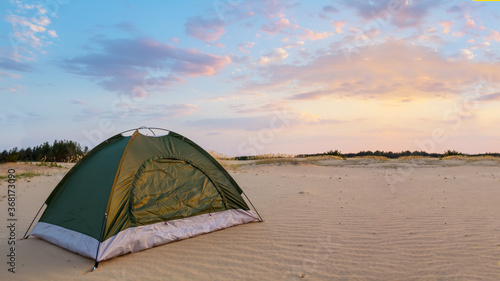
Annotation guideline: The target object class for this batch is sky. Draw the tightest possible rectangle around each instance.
[1,0,500,156]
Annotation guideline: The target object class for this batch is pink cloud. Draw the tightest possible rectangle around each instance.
[439,20,454,34]
[485,29,500,42]
[210,42,226,49]
[6,15,48,32]
[260,17,293,34]
[237,40,500,102]
[61,37,231,95]
[4,11,57,60]
[331,21,346,34]
[185,16,225,42]
[258,48,288,66]
[0,87,17,92]
[47,30,58,37]
[299,29,333,41]
[238,42,255,54]
[463,15,484,30]
[232,101,291,114]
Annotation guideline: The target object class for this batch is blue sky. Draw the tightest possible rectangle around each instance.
[1,0,500,156]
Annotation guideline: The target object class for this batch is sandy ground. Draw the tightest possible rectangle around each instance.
[1,159,500,280]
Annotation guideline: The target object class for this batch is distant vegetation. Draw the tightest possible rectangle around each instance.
[235,149,500,160]
[2,140,499,164]
[0,140,88,163]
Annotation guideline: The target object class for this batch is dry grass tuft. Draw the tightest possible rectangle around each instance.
[352,155,389,160]
[208,150,232,160]
[304,155,344,161]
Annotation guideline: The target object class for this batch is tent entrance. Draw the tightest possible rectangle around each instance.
[129,158,225,226]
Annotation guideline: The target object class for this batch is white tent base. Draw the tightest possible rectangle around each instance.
[31,209,258,262]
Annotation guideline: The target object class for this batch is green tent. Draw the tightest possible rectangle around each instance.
[26,128,261,268]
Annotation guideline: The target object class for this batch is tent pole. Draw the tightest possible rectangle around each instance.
[242,192,264,222]
[22,203,46,239]
[92,212,107,271]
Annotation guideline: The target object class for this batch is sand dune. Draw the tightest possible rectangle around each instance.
[1,159,499,280]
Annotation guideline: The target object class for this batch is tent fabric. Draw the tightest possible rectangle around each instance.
[29,129,259,262]
[31,221,99,259]
[97,209,256,261]
[130,158,226,225]
[40,134,129,240]
[31,209,257,261]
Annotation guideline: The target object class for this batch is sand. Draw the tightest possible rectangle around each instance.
[1,159,499,280]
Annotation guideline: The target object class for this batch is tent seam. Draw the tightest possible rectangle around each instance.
[102,130,138,240]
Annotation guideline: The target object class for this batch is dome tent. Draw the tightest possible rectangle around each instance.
[24,127,262,269]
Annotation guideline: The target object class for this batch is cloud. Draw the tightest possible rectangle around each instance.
[323,5,339,14]
[0,58,34,72]
[113,21,139,34]
[298,29,333,41]
[24,4,36,9]
[478,92,500,102]
[260,17,293,34]
[130,104,199,119]
[239,40,500,101]
[0,87,18,93]
[6,15,50,33]
[60,37,231,95]
[484,29,500,42]
[4,4,59,60]
[258,48,288,66]
[74,103,199,122]
[71,99,86,105]
[73,107,104,122]
[331,21,346,34]
[297,111,340,125]
[445,2,484,19]
[185,16,225,42]
[212,0,296,23]
[30,16,50,27]
[185,116,272,131]
[448,49,474,61]
[342,0,444,29]
[0,71,21,79]
[469,42,490,50]
[439,20,454,34]
[185,111,338,132]
[288,90,329,100]
[47,30,58,37]
[238,42,255,54]
[319,5,339,19]
[283,40,304,49]
[463,15,484,31]
[232,101,290,114]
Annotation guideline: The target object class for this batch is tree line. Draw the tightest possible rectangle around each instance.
[294,149,500,159]
[235,149,500,160]
[2,140,499,163]
[1,140,88,163]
